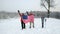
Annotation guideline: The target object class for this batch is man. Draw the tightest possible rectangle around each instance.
[26,12,34,28]
[41,16,45,28]
[18,10,25,30]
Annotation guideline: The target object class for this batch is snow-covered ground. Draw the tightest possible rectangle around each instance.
[0,18,60,34]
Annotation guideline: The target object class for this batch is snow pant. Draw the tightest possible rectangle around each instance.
[30,22,34,28]
[21,21,25,29]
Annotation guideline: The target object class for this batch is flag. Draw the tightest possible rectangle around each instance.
[22,15,34,24]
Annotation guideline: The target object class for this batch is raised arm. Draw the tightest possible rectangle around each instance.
[18,10,21,16]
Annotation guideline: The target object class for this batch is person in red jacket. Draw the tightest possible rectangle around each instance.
[18,10,25,30]
[30,12,34,28]
[26,12,34,28]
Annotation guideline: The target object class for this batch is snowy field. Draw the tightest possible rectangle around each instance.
[0,18,60,34]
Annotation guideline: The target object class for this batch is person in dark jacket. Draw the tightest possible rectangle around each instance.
[41,16,45,28]
[18,10,25,30]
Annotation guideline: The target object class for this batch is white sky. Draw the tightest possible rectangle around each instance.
[0,0,60,12]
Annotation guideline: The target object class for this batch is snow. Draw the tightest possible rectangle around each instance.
[0,18,60,34]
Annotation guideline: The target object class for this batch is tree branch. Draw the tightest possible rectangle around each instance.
[43,3,48,10]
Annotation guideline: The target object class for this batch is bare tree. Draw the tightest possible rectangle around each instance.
[41,0,55,18]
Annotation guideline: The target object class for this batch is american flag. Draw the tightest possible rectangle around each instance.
[22,15,34,24]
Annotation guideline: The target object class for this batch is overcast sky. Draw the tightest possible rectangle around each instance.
[0,0,60,12]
